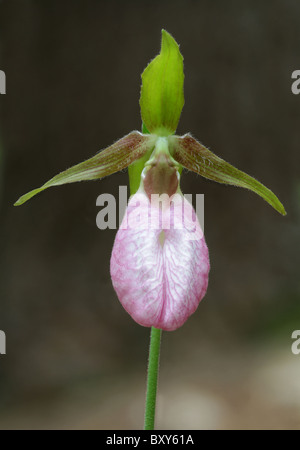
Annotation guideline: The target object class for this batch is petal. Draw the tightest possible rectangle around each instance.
[110,192,209,331]
[139,30,184,136]
[14,132,156,206]
[169,134,286,216]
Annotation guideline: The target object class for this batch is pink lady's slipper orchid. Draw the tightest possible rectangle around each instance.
[111,137,209,331]
[15,30,286,332]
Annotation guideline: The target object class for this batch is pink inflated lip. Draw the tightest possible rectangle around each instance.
[110,191,210,331]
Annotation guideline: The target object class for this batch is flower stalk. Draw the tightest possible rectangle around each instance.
[144,327,162,430]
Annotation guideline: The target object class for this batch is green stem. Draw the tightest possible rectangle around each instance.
[144,326,162,430]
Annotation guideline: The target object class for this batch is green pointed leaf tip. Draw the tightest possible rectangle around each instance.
[14,132,156,206]
[170,134,286,216]
[140,29,184,137]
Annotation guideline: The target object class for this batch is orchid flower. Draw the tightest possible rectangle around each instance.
[15,30,286,429]
[111,137,210,331]
[15,31,285,332]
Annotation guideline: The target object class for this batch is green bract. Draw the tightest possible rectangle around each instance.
[14,29,286,216]
[139,30,184,137]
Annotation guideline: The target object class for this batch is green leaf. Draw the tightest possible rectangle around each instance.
[170,134,286,215]
[14,132,156,206]
[140,29,184,137]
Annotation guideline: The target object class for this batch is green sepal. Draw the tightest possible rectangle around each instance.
[170,134,286,215]
[128,123,154,195]
[15,132,156,206]
[139,29,184,137]
[128,148,154,196]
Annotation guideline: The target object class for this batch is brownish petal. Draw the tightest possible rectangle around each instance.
[169,134,286,216]
[15,132,156,206]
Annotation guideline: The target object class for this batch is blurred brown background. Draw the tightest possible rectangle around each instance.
[0,0,299,429]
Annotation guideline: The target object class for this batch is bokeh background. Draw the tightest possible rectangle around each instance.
[0,0,299,430]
